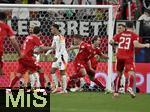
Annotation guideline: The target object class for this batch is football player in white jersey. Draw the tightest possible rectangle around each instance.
[49,24,68,93]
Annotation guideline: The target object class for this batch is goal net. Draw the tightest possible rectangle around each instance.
[0,4,114,91]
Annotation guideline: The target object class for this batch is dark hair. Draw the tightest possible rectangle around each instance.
[91,37,99,43]
[73,34,82,39]
[126,21,134,28]
[52,24,59,30]
[0,11,7,20]
[118,24,126,28]
[33,26,40,34]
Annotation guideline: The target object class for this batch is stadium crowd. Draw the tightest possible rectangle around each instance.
[0,0,149,20]
[0,0,149,62]
[0,0,150,20]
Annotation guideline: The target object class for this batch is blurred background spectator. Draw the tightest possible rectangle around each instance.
[138,8,150,21]
[11,0,29,19]
[81,0,97,5]
[53,0,65,4]
[63,0,79,4]
[0,0,150,63]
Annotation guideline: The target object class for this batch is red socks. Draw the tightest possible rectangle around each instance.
[39,73,45,87]
[94,79,105,90]
[114,75,121,93]
[10,76,20,87]
[128,75,134,88]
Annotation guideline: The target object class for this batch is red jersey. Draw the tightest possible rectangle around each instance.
[21,34,43,58]
[86,47,102,70]
[90,56,98,70]
[75,41,93,62]
[89,47,103,59]
[113,30,139,59]
[89,47,102,69]
[0,21,14,52]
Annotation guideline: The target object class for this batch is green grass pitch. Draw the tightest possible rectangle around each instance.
[51,92,150,112]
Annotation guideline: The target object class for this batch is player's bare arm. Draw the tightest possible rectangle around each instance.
[67,45,79,51]
[38,46,55,52]
[100,53,109,59]
[87,60,95,73]
[133,40,150,48]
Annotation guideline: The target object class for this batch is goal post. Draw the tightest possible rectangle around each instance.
[0,4,114,91]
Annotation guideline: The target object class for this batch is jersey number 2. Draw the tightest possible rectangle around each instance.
[118,37,131,49]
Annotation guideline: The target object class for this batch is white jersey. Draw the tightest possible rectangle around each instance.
[51,34,68,59]
[51,34,68,70]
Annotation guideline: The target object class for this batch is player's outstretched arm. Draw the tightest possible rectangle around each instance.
[67,45,79,51]
[39,46,55,52]
[10,35,21,56]
[33,46,55,55]
[133,40,150,48]
[100,53,109,59]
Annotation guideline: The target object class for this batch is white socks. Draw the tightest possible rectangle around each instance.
[90,81,96,88]
[80,78,86,88]
[62,75,67,92]
[29,72,40,88]
[121,74,126,87]
[52,74,59,88]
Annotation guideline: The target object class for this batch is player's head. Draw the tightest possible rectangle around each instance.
[0,11,7,21]
[33,26,40,34]
[29,22,40,34]
[91,36,100,47]
[73,34,82,45]
[117,24,126,33]
[126,21,134,29]
[51,24,60,35]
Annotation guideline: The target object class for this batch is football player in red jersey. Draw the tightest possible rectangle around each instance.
[7,26,53,94]
[68,35,108,91]
[87,37,108,91]
[110,21,150,98]
[114,24,126,94]
[71,35,94,79]
[0,11,20,75]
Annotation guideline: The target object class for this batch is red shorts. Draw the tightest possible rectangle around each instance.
[17,57,41,74]
[0,52,3,68]
[74,60,96,78]
[116,57,135,73]
[74,61,90,73]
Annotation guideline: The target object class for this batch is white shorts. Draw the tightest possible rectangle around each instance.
[52,54,68,70]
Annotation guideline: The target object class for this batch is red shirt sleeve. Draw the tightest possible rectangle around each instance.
[85,43,92,52]
[95,48,102,56]
[113,33,120,42]
[132,33,139,42]
[34,36,43,46]
[6,24,14,37]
